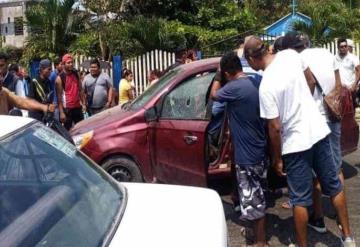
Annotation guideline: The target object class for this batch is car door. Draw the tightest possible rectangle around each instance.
[152,72,216,187]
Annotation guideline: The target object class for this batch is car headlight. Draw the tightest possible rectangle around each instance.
[72,130,93,149]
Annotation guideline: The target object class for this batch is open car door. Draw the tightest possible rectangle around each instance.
[151,72,216,187]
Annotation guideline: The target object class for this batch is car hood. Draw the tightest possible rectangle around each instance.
[109,183,227,247]
[70,106,134,135]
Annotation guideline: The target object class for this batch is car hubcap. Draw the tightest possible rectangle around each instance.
[109,166,132,182]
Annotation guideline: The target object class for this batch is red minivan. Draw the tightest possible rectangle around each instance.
[70,58,359,187]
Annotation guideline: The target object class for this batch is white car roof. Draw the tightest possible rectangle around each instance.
[0,116,34,138]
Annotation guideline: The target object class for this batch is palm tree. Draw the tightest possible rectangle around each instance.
[292,20,335,47]
[24,0,79,60]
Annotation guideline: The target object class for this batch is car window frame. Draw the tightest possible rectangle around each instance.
[157,70,217,121]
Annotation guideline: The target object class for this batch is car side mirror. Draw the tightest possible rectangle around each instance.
[145,106,158,122]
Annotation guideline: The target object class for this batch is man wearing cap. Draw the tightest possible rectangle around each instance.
[56,54,85,130]
[282,32,349,236]
[244,36,354,247]
[28,59,53,121]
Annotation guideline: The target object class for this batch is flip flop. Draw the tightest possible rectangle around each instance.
[281,201,292,209]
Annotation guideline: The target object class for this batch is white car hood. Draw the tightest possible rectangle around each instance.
[109,183,227,247]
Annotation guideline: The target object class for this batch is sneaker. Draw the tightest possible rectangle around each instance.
[308,217,327,233]
[341,236,356,247]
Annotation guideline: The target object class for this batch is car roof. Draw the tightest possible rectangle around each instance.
[179,57,221,71]
[0,116,34,138]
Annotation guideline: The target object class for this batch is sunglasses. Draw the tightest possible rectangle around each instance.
[339,45,348,48]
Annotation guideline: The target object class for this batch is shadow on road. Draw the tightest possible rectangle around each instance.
[223,193,343,247]
[342,161,358,179]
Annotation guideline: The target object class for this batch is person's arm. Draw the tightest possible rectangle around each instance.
[78,78,87,111]
[107,86,113,108]
[334,69,342,91]
[106,76,113,107]
[55,75,66,123]
[351,65,360,92]
[259,85,285,176]
[127,88,134,101]
[7,89,54,113]
[303,68,316,95]
[267,118,286,176]
[210,80,222,101]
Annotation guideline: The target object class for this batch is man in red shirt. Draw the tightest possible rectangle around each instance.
[56,54,85,130]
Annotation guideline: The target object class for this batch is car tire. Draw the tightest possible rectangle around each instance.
[102,156,143,182]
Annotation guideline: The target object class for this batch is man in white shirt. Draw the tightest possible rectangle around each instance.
[282,32,350,237]
[244,36,354,247]
[335,38,360,93]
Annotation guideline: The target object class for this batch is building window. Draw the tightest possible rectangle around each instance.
[14,17,24,36]
[5,26,8,34]
[7,17,10,23]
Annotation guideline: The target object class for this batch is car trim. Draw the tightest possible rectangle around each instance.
[0,120,36,142]
[101,183,128,247]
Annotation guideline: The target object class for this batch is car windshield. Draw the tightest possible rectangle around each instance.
[0,123,124,247]
[129,68,181,110]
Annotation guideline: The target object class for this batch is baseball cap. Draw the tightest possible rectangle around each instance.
[282,31,306,50]
[347,39,354,47]
[39,59,52,69]
[62,54,73,63]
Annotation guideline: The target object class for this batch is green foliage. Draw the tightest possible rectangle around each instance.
[23,0,81,62]
[0,46,23,64]
[295,0,355,45]
[69,32,99,57]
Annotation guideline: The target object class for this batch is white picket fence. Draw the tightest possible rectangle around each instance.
[72,55,114,77]
[72,50,175,96]
[122,50,175,96]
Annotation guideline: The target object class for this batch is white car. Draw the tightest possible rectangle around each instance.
[0,116,228,247]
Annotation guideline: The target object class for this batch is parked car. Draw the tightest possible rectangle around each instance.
[71,58,359,186]
[0,116,228,247]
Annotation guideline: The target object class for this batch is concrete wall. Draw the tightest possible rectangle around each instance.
[0,3,27,48]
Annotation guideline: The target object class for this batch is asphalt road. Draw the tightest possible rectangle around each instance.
[223,142,360,247]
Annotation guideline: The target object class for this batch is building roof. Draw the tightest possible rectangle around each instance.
[0,0,32,7]
[264,12,312,37]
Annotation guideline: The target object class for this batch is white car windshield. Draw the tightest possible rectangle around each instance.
[0,122,125,247]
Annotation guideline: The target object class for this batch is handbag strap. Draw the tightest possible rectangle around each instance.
[87,75,99,107]
[312,72,326,97]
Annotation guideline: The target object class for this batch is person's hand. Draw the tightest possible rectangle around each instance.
[82,104,87,112]
[60,111,66,123]
[273,160,286,177]
[48,104,55,113]
[105,102,111,108]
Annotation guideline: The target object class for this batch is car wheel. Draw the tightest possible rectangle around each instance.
[102,156,143,182]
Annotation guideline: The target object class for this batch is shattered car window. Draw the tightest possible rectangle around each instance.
[161,72,215,120]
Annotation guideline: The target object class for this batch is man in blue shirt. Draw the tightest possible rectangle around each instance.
[211,51,267,247]
[49,58,63,120]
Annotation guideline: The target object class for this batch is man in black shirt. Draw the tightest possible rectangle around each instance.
[28,59,52,121]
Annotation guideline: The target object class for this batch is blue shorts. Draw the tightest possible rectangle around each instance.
[328,121,342,173]
[283,136,343,207]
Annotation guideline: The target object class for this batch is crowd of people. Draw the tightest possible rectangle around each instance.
[211,33,358,247]
[0,31,358,247]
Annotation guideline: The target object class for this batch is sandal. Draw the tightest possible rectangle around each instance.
[281,201,292,209]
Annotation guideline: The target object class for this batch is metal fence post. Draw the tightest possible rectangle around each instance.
[197,51,202,60]
[29,60,40,79]
[112,55,122,91]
